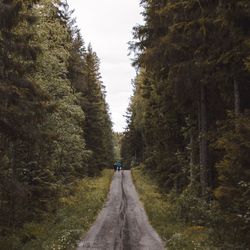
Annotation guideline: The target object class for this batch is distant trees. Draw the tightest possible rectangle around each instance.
[0,0,114,245]
[69,38,114,176]
[122,0,250,247]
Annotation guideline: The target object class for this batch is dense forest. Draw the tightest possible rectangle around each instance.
[0,0,114,246]
[121,0,250,248]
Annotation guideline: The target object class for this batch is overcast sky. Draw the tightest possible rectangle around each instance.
[66,0,143,132]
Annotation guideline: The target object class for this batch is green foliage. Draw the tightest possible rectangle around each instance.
[68,37,114,176]
[81,45,114,175]
[123,0,250,247]
[0,0,114,247]
[0,0,54,229]
[132,166,213,250]
[113,132,122,161]
[0,169,113,250]
[214,112,250,247]
[32,0,88,181]
[172,188,212,225]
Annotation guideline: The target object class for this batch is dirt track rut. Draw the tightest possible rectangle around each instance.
[77,170,165,250]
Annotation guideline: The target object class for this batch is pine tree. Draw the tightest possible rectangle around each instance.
[81,45,114,175]
[0,0,114,246]
[0,0,52,229]
[123,0,250,246]
[32,0,88,182]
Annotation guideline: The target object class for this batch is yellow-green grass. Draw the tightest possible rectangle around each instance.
[2,169,113,250]
[132,167,215,250]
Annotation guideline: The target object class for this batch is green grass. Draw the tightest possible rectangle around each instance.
[1,169,113,250]
[132,166,215,250]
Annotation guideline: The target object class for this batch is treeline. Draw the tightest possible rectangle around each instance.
[0,0,113,243]
[121,0,250,248]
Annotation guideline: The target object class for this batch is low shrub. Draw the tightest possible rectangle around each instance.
[0,169,113,250]
[132,166,214,250]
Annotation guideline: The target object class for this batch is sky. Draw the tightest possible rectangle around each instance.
[66,0,144,132]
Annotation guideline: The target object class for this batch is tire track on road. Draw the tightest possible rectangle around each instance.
[114,171,128,250]
[77,171,165,250]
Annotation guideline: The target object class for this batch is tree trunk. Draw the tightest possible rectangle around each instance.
[234,80,240,115]
[10,143,16,229]
[190,131,195,186]
[199,85,208,197]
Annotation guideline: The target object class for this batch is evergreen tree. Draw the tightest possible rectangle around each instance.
[82,45,114,175]
[68,28,115,175]
[123,0,250,246]
[0,0,52,229]
[0,0,114,246]
[32,0,88,182]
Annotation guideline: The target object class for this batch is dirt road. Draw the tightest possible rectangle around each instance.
[77,170,165,250]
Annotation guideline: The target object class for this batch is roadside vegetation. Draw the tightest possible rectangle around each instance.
[1,169,113,250]
[123,1,250,249]
[0,1,114,247]
[133,166,220,250]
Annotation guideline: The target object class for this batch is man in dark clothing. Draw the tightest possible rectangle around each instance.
[113,161,122,172]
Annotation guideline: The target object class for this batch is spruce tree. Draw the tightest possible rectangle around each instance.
[0,0,51,229]
[123,0,250,246]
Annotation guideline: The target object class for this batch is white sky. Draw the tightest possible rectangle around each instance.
[67,0,143,132]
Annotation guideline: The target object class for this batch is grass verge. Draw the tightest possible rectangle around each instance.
[132,166,215,250]
[4,169,113,250]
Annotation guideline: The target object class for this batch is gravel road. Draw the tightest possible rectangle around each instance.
[77,170,165,250]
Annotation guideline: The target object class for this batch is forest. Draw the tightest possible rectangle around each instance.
[1,0,250,249]
[121,0,250,248]
[0,0,114,247]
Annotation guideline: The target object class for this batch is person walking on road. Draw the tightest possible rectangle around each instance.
[113,161,122,172]
[113,162,117,171]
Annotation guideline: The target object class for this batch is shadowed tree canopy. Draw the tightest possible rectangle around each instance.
[122,0,250,248]
[0,1,114,247]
